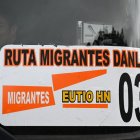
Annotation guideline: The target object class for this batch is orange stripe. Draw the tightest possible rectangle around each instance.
[52,69,107,91]
[63,104,108,108]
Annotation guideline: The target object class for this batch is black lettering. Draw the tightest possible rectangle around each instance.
[40,50,50,65]
[28,49,36,65]
[119,73,133,122]
[113,50,120,67]
[5,49,12,65]
[54,50,62,66]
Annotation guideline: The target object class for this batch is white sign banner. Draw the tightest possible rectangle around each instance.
[83,23,112,44]
[0,45,140,126]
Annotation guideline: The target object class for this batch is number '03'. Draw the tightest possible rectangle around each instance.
[119,73,140,122]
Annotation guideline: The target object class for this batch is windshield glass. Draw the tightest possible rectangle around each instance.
[0,0,139,47]
[0,0,140,140]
